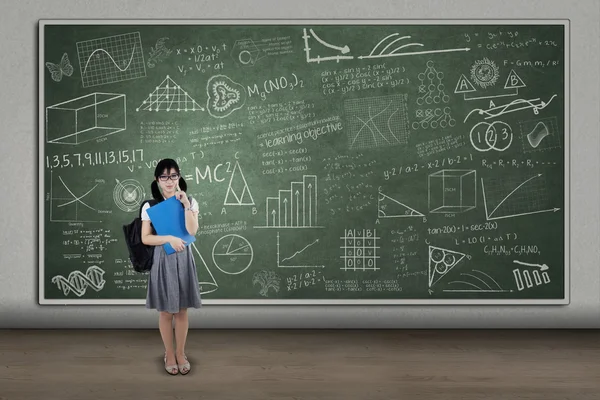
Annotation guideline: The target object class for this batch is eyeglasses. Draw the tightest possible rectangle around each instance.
[158,173,180,181]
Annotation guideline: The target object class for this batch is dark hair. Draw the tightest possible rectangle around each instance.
[150,158,188,201]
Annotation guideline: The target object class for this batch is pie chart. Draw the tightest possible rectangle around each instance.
[212,234,253,275]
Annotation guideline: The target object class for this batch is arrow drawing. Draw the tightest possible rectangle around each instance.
[513,260,549,271]
[487,173,541,219]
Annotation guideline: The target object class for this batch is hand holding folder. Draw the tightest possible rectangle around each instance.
[146,196,196,255]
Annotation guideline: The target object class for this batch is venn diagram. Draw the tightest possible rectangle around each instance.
[469,121,513,152]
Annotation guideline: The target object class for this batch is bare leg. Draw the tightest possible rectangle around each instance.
[174,308,190,373]
[159,311,177,374]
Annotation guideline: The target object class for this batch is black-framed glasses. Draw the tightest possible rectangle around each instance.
[159,173,180,181]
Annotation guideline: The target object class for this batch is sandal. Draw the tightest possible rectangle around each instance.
[177,354,191,375]
[164,352,178,375]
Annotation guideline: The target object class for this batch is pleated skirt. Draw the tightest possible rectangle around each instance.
[145,244,202,313]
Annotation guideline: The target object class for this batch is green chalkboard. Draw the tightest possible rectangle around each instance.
[38,20,569,305]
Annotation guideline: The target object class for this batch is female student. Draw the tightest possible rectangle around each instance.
[140,158,202,375]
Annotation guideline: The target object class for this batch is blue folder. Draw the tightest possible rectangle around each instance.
[146,196,196,254]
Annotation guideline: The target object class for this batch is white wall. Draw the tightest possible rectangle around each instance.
[1,0,598,328]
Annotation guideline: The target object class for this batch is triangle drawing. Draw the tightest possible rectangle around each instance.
[428,245,467,288]
[454,74,476,94]
[224,161,255,206]
[136,75,205,112]
[504,69,526,89]
[377,192,424,218]
[191,243,218,295]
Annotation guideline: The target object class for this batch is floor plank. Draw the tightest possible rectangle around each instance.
[0,330,598,399]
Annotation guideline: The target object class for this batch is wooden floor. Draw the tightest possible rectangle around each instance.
[0,329,598,399]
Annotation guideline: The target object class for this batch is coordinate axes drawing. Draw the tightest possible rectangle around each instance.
[480,173,560,221]
[49,171,103,223]
[76,32,146,88]
[303,28,469,63]
[276,232,324,268]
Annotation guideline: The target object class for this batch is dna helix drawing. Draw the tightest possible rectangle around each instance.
[51,265,106,297]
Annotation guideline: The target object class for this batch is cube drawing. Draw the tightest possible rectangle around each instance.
[428,169,476,213]
[46,93,126,144]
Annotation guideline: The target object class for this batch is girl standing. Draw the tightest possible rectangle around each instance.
[140,158,202,375]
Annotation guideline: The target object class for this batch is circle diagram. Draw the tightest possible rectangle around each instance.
[469,121,513,152]
[113,179,145,212]
[212,234,253,275]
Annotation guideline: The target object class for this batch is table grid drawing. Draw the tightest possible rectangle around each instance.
[76,32,146,88]
[340,229,380,271]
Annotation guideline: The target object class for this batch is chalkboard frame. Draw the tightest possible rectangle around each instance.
[38,19,570,305]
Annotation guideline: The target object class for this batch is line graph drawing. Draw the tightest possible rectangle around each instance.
[50,171,102,223]
[255,175,322,229]
[442,269,512,293]
[455,68,526,101]
[428,245,468,288]
[377,191,424,218]
[344,94,410,150]
[518,116,561,153]
[358,32,470,59]
[51,265,106,297]
[463,94,557,123]
[302,28,354,63]
[113,178,145,212]
[340,229,380,271]
[512,260,551,291]
[212,234,253,275]
[137,75,204,112]
[301,28,469,63]
[76,32,146,88]
[276,232,324,268]
[191,242,218,295]
[481,173,560,221]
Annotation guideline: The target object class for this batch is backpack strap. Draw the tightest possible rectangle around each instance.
[138,199,158,235]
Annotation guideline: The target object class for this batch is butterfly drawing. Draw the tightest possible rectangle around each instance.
[45,52,74,82]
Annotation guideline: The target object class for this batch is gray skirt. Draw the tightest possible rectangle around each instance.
[145,243,202,313]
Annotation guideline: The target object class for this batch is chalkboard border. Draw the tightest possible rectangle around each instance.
[38,18,570,306]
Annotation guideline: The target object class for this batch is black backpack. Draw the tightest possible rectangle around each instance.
[122,199,158,273]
